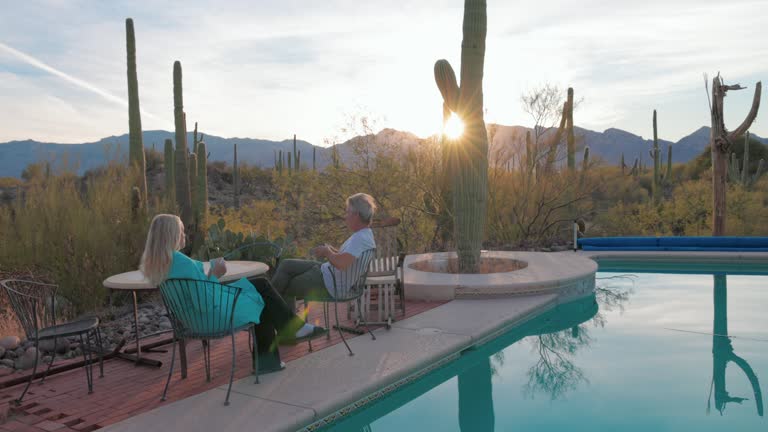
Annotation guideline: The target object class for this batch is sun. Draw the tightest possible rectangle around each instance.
[444,113,464,139]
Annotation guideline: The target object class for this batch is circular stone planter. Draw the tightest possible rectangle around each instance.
[403,251,597,300]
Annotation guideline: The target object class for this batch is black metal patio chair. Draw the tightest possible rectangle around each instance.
[158,278,258,405]
[0,279,104,404]
[308,248,377,356]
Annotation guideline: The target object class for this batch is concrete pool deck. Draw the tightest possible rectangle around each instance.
[100,250,768,432]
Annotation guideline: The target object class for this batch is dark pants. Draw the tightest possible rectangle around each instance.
[246,277,305,366]
[269,259,329,309]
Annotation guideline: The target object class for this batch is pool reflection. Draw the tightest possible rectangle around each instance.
[711,274,764,417]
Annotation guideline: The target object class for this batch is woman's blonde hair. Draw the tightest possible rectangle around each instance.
[140,214,184,286]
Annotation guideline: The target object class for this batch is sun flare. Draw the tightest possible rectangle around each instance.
[444,113,464,139]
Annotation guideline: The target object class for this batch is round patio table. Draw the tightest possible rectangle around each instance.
[103,261,269,368]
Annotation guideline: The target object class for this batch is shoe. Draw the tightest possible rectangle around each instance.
[258,361,286,374]
[280,326,329,345]
[257,355,286,374]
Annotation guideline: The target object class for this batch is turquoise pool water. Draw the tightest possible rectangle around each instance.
[318,266,767,431]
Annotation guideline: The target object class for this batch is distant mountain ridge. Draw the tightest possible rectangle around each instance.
[0,126,766,178]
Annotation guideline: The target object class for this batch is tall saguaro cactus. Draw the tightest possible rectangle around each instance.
[708,74,761,236]
[233,143,240,209]
[728,131,765,189]
[650,109,661,203]
[433,0,489,273]
[666,144,672,182]
[126,18,147,210]
[293,134,301,172]
[196,141,208,238]
[566,88,576,171]
[173,61,193,227]
[163,138,175,203]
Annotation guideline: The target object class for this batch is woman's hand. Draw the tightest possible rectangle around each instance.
[211,258,227,278]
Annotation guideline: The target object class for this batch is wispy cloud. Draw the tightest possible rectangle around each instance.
[0,41,166,124]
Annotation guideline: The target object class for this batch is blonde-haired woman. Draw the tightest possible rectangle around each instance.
[140,214,326,373]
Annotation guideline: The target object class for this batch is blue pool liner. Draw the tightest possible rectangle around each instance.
[578,236,768,251]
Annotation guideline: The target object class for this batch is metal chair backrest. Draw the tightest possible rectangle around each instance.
[370,218,400,277]
[158,278,244,339]
[0,279,58,340]
[328,248,376,301]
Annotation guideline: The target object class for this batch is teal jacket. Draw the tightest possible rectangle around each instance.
[166,251,265,331]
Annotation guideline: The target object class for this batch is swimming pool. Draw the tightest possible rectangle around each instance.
[316,265,767,431]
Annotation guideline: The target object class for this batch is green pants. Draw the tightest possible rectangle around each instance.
[270,259,328,304]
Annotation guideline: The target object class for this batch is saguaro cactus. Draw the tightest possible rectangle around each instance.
[164,138,175,203]
[233,143,240,209]
[312,146,317,171]
[196,141,208,235]
[433,0,489,273]
[728,131,765,189]
[126,18,147,210]
[650,110,661,203]
[173,61,192,227]
[708,74,761,235]
[566,88,575,171]
[666,144,672,182]
[189,152,197,215]
[292,134,301,172]
[580,146,590,184]
[287,152,292,175]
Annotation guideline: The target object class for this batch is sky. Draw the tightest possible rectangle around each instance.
[1,0,767,146]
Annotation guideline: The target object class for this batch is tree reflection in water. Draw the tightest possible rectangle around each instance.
[521,278,633,400]
[708,274,763,417]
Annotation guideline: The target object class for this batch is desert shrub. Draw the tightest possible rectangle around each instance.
[0,163,150,313]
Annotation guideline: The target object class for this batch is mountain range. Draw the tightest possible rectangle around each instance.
[0,126,765,178]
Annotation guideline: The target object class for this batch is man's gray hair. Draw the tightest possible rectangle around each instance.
[346,193,377,224]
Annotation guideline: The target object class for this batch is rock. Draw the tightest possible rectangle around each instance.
[0,335,20,351]
[14,347,39,370]
[14,347,25,358]
[0,359,14,368]
[138,316,151,324]
[37,338,71,354]
[41,356,52,364]
[158,318,172,330]
[0,346,5,358]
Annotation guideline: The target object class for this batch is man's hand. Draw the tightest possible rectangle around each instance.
[310,245,332,259]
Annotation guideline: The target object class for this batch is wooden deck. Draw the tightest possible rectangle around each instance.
[0,299,445,432]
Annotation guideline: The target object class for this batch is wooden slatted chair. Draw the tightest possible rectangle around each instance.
[350,218,404,328]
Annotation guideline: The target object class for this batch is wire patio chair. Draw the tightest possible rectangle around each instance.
[0,279,104,404]
[158,278,258,405]
[308,248,377,356]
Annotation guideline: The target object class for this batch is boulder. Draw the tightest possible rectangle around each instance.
[0,359,14,368]
[0,336,20,351]
[0,346,5,358]
[14,347,39,370]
